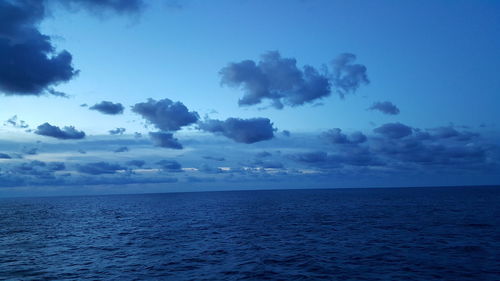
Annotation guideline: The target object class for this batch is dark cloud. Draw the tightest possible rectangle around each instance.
[331,53,370,98]
[0,35,77,96]
[0,153,12,159]
[132,98,199,131]
[281,130,291,137]
[369,101,400,115]
[109,127,126,135]
[126,160,145,167]
[156,160,182,172]
[374,123,413,139]
[149,132,183,149]
[35,122,86,140]
[220,51,331,109]
[0,0,77,96]
[203,155,225,161]
[198,117,275,144]
[0,0,148,96]
[322,128,367,145]
[89,101,124,115]
[77,161,125,175]
[113,146,129,153]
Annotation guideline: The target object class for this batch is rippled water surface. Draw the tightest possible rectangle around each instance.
[1,187,499,280]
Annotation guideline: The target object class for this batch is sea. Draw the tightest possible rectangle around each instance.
[0,186,499,280]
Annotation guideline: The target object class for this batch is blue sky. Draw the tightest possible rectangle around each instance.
[0,0,499,196]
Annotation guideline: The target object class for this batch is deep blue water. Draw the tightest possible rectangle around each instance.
[0,187,499,280]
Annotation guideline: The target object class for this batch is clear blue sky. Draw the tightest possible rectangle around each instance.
[0,0,499,196]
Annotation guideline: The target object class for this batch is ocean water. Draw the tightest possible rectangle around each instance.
[0,187,499,281]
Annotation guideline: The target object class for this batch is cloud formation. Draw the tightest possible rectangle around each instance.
[374,123,413,139]
[149,132,183,149]
[0,126,498,191]
[322,128,367,145]
[4,115,29,128]
[0,0,148,96]
[199,117,275,144]
[0,0,77,96]
[109,127,126,135]
[220,51,369,108]
[89,101,124,115]
[35,122,86,140]
[220,51,331,109]
[132,98,199,131]
[369,101,400,115]
[331,53,370,98]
